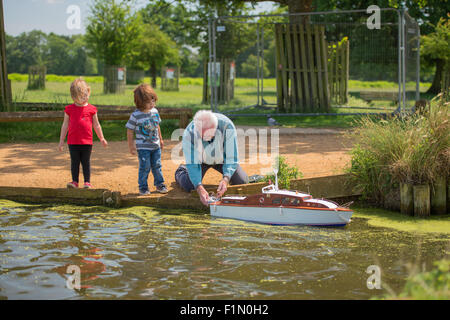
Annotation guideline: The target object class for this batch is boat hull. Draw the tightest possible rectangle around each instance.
[210,204,352,226]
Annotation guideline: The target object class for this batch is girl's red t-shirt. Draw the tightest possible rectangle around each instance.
[64,103,97,145]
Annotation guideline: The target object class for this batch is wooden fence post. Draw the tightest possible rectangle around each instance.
[274,23,330,113]
[0,0,11,111]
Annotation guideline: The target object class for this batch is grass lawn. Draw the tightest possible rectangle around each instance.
[1,75,433,143]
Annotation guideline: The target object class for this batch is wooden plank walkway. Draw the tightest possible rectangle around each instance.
[0,174,361,212]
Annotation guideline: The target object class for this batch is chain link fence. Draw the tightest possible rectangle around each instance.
[207,7,420,117]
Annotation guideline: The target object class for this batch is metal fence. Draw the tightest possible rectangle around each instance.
[207,7,420,117]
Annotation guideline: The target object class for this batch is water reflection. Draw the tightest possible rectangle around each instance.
[0,201,448,300]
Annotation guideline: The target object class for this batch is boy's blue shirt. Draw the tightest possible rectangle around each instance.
[125,108,161,150]
[182,113,239,189]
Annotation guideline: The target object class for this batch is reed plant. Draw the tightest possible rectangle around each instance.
[348,93,450,206]
[389,94,449,186]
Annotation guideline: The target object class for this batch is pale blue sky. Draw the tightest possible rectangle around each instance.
[4,0,278,36]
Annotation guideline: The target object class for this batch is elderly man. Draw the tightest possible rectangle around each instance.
[175,110,249,206]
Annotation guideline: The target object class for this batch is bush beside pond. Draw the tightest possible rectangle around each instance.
[348,94,449,213]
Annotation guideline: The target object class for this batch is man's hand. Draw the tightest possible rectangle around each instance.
[197,185,210,206]
[129,145,137,155]
[217,176,229,198]
[58,141,64,152]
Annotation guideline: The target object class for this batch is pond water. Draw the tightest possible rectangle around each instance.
[0,201,448,300]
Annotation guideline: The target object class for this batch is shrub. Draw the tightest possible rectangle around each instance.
[264,156,302,189]
[390,94,450,186]
[348,94,450,206]
[382,259,450,300]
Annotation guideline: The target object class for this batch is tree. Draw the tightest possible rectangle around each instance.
[68,35,98,75]
[85,0,141,87]
[6,31,46,73]
[44,33,71,74]
[421,15,450,94]
[127,23,180,87]
[241,54,270,77]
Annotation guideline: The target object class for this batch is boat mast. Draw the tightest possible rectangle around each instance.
[274,168,279,191]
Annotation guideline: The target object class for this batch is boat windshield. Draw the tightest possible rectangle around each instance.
[262,185,276,193]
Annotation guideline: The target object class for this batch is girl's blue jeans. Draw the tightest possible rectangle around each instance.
[137,148,164,192]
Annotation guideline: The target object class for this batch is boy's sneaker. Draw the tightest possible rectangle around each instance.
[139,190,151,196]
[156,185,168,194]
[67,181,79,188]
[83,182,93,189]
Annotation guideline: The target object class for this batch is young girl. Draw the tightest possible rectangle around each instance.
[126,84,167,195]
[58,78,108,188]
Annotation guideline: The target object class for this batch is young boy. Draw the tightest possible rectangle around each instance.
[126,84,167,195]
[58,78,108,188]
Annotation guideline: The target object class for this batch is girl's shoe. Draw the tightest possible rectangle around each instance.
[139,190,151,196]
[67,181,79,188]
[83,182,93,189]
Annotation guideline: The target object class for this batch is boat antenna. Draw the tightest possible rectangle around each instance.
[273,168,279,191]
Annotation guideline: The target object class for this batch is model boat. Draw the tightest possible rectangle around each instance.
[209,171,353,227]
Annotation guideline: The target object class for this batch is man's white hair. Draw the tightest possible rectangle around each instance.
[193,110,218,134]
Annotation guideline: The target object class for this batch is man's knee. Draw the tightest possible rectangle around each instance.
[175,165,195,192]
[230,165,249,185]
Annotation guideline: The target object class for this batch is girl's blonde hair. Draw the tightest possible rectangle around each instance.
[70,78,90,104]
[134,84,158,111]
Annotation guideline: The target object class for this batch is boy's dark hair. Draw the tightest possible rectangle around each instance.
[134,84,158,111]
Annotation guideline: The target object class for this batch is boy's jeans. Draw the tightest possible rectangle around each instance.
[137,148,164,192]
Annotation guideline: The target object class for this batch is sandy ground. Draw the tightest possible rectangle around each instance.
[0,127,354,196]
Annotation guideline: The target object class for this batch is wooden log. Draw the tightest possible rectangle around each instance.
[292,25,304,112]
[314,25,325,112]
[179,113,190,129]
[121,193,207,212]
[0,108,193,128]
[285,25,296,112]
[0,186,106,205]
[0,0,10,112]
[448,184,450,214]
[320,28,331,111]
[328,43,335,104]
[299,24,310,112]
[431,177,447,215]
[275,25,284,111]
[413,184,430,217]
[400,182,414,215]
[306,24,318,111]
[279,26,290,112]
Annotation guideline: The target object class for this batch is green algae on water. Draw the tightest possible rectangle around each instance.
[353,207,450,234]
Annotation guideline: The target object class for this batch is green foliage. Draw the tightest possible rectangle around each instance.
[264,156,302,189]
[421,14,450,62]
[348,95,450,206]
[0,119,179,144]
[390,95,450,185]
[85,0,142,66]
[241,54,270,78]
[126,22,180,71]
[5,30,46,73]
[383,259,450,300]
[6,32,97,76]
